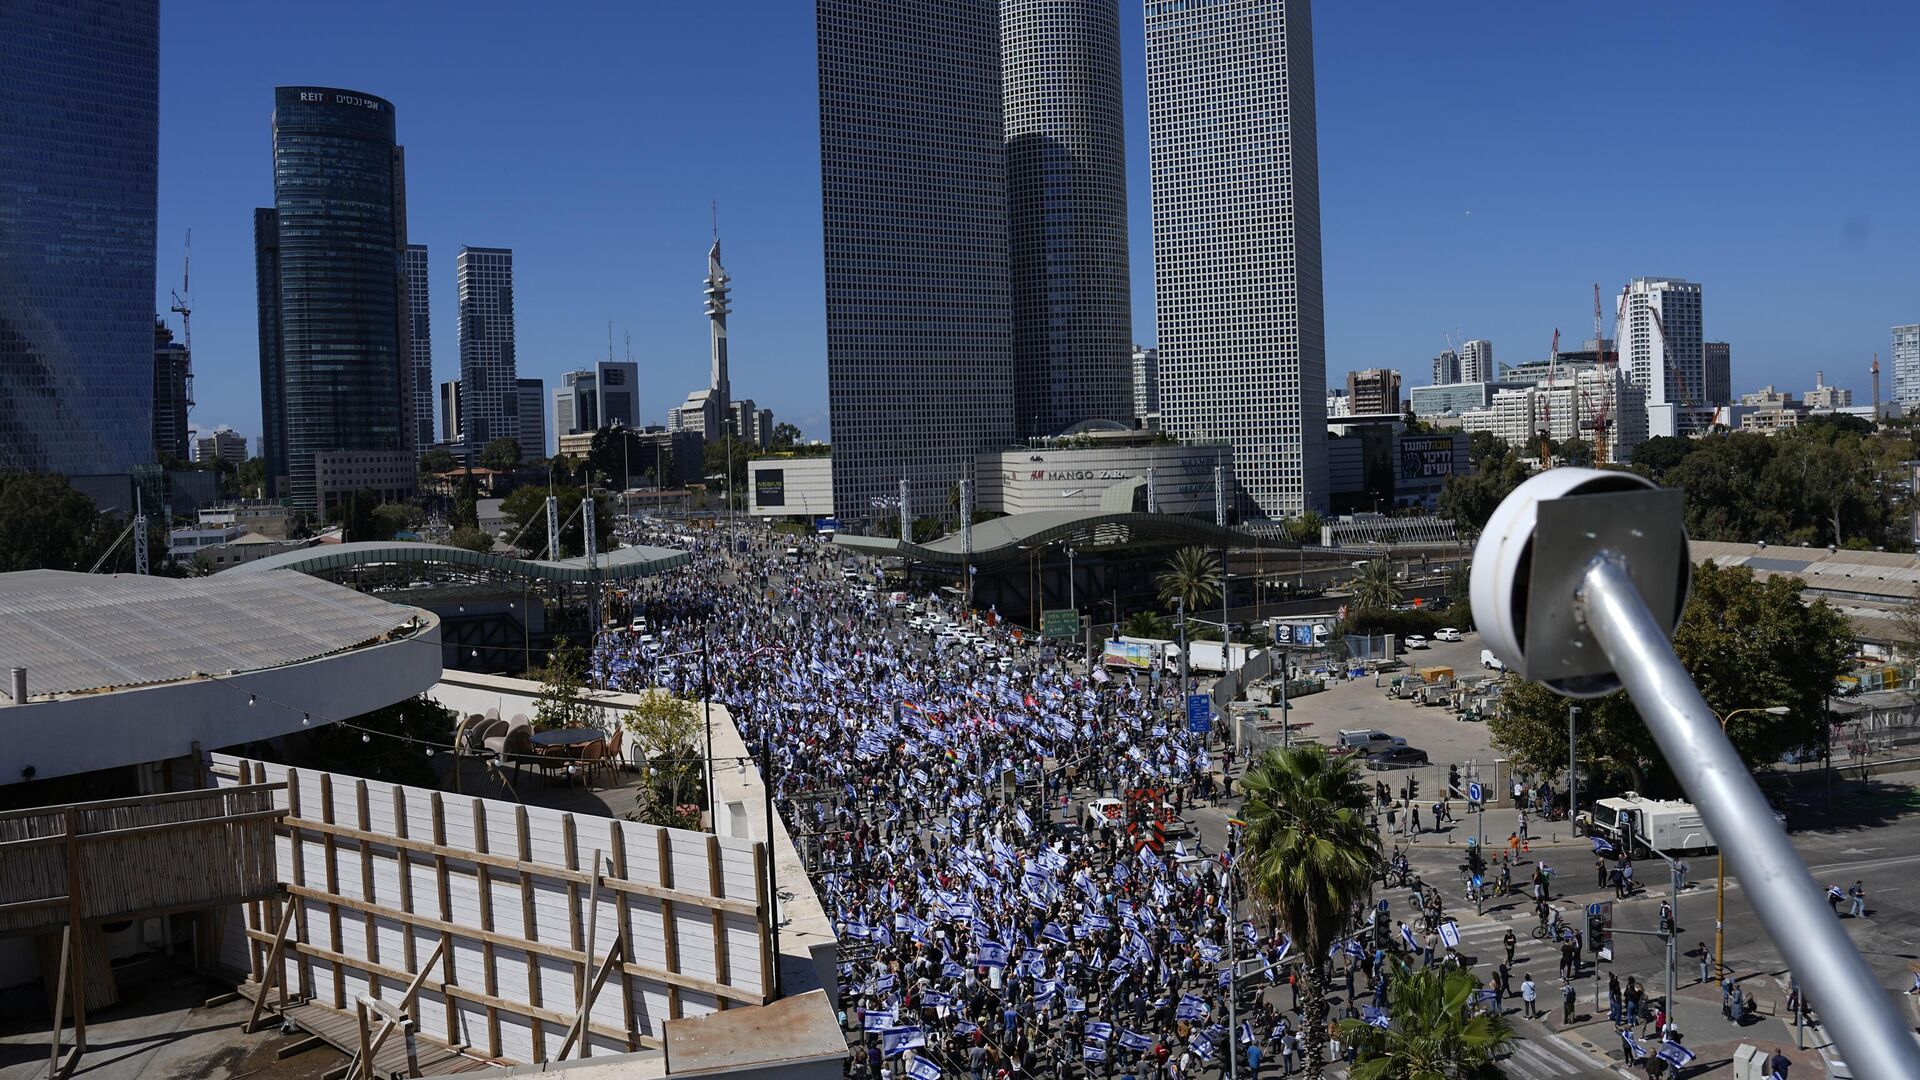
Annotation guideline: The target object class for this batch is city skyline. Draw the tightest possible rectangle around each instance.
[152,2,1920,448]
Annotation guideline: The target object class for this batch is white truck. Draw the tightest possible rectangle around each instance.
[1580,793,1715,856]
[1187,640,1262,674]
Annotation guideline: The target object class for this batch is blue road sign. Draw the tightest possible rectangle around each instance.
[1468,782,1483,803]
[1588,902,1606,917]
[1186,694,1212,734]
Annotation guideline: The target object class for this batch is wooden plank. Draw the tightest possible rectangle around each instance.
[319,773,344,1009]
[392,788,417,974]
[276,816,759,917]
[706,833,729,1009]
[656,827,682,1020]
[514,806,546,1062]
[470,799,500,1058]
[355,782,379,979]
[244,761,263,983]
[48,924,69,1076]
[607,823,637,1050]
[62,808,87,1057]
[554,934,623,1061]
[245,897,295,1033]
[754,840,774,1001]
[430,793,455,1044]
[356,1000,373,1080]
[563,815,584,1017]
[238,930,651,1050]
[0,807,287,852]
[287,769,315,1004]
[0,781,287,823]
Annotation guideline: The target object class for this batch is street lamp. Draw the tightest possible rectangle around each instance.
[1711,704,1790,980]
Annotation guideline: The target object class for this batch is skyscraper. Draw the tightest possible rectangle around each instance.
[1345,368,1401,415]
[1893,325,1920,416]
[1615,277,1704,436]
[1702,341,1731,405]
[0,0,159,477]
[818,0,1013,523]
[1133,345,1160,424]
[669,240,733,441]
[153,321,191,462]
[1459,340,1493,384]
[405,245,434,450]
[597,361,639,429]
[1003,0,1132,437]
[515,378,547,458]
[1431,350,1462,386]
[456,246,517,447]
[439,380,461,445]
[1146,0,1328,517]
[257,87,412,511]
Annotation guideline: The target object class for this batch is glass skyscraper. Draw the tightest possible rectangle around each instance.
[0,0,159,477]
[406,245,434,451]
[818,0,1013,524]
[256,87,411,510]
[1003,0,1133,438]
[456,246,517,448]
[1146,0,1328,517]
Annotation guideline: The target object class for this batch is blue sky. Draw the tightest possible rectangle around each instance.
[159,1,1920,449]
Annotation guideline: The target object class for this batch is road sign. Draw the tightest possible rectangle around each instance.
[1588,902,1607,917]
[1042,609,1080,639]
[1468,782,1483,803]
[1186,694,1213,734]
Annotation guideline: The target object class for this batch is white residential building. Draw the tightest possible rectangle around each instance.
[1893,324,1920,415]
[1615,277,1704,436]
[1459,340,1492,384]
[1459,365,1646,464]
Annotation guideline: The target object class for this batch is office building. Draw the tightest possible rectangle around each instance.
[977,436,1233,516]
[1410,382,1500,418]
[1432,350,1461,386]
[1615,277,1704,437]
[1132,345,1160,426]
[597,361,639,428]
[1327,425,1469,514]
[1893,325,1920,415]
[439,380,461,445]
[456,246,517,447]
[1004,0,1133,436]
[256,87,412,511]
[1146,0,1327,517]
[818,0,1013,523]
[1459,340,1493,384]
[515,378,546,457]
[153,321,192,462]
[553,370,593,438]
[1459,365,1647,464]
[1702,341,1731,405]
[0,0,159,477]
[1325,391,1351,419]
[1805,373,1851,410]
[1346,368,1401,415]
[405,245,434,450]
[194,428,248,468]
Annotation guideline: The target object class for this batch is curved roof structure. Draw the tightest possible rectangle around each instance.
[832,509,1291,566]
[231,540,691,584]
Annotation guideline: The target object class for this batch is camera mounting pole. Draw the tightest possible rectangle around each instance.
[1473,469,1920,1079]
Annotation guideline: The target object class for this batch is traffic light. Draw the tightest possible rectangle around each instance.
[1408,777,1419,801]
[1465,844,1485,876]
[1448,764,1461,793]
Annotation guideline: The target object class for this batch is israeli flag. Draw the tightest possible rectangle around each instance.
[1591,836,1615,855]
[1086,1021,1114,1041]
[907,1058,943,1080]
[1363,1007,1391,1030]
[1118,1029,1154,1052]
[942,960,967,980]
[978,941,1009,969]
[1042,922,1070,946]
[1176,993,1208,1021]
[1400,923,1419,950]
[882,1025,926,1057]
[1657,1041,1697,1067]
[863,1009,896,1033]
[1065,994,1086,1013]
[1189,1034,1215,1060]
[1082,1041,1107,1062]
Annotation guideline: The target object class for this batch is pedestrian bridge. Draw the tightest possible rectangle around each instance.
[231,539,691,584]
[832,509,1291,567]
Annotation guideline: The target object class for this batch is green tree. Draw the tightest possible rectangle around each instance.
[531,641,605,732]
[1337,961,1514,1080]
[1281,511,1326,545]
[447,525,495,552]
[702,438,754,509]
[1630,435,1696,482]
[0,472,124,571]
[770,422,803,449]
[1240,746,1381,1079]
[588,425,648,488]
[1156,545,1222,613]
[499,485,613,557]
[233,457,267,499]
[479,437,523,472]
[1489,560,1850,795]
[418,447,458,476]
[622,691,707,828]
[1349,558,1400,614]
[369,501,420,541]
[1120,611,1171,639]
[1438,444,1531,540]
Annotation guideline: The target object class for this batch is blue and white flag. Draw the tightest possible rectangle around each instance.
[1176,993,1208,1021]
[942,960,967,980]
[1015,807,1033,834]
[863,1009,896,1033]
[1657,1041,1697,1067]
[1086,1021,1114,1041]
[1189,1034,1215,1060]
[1361,1005,1391,1030]
[922,990,950,1009]
[1400,923,1419,950]
[1591,835,1615,855]
[978,941,1009,969]
[882,1025,926,1057]
[906,1058,942,1080]
[1118,1029,1154,1052]
[1041,921,1071,946]
[1082,1041,1107,1062]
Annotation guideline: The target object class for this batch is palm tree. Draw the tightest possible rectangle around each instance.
[1350,558,1400,614]
[1336,961,1514,1080]
[1157,545,1222,613]
[1120,610,1171,639]
[1240,746,1381,1080]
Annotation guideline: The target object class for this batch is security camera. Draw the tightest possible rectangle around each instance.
[1469,468,1690,698]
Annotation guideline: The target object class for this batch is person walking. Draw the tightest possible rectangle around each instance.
[1608,973,1622,1026]
[1562,979,1577,1024]
[1697,942,1711,986]
[1504,928,1517,967]
[1848,880,1867,918]
[1521,974,1539,1020]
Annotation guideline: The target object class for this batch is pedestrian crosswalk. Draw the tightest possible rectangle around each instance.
[1501,1031,1613,1077]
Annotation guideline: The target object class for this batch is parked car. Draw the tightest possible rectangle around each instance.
[1434,627,1463,642]
[1366,747,1431,770]
[1404,635,1429,650]
[1480,648,1505,671]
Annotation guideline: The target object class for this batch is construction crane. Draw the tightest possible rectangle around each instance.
[169,230,194,417]
[1594,283,1607,361]
[1537,329,1560,466]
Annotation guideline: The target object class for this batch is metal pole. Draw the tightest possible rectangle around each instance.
[1567,704,1579,836]
[761,714,782,999]
[1579,555,1920,1078]
[1278,643,1290,750]
[701,629,715,830]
